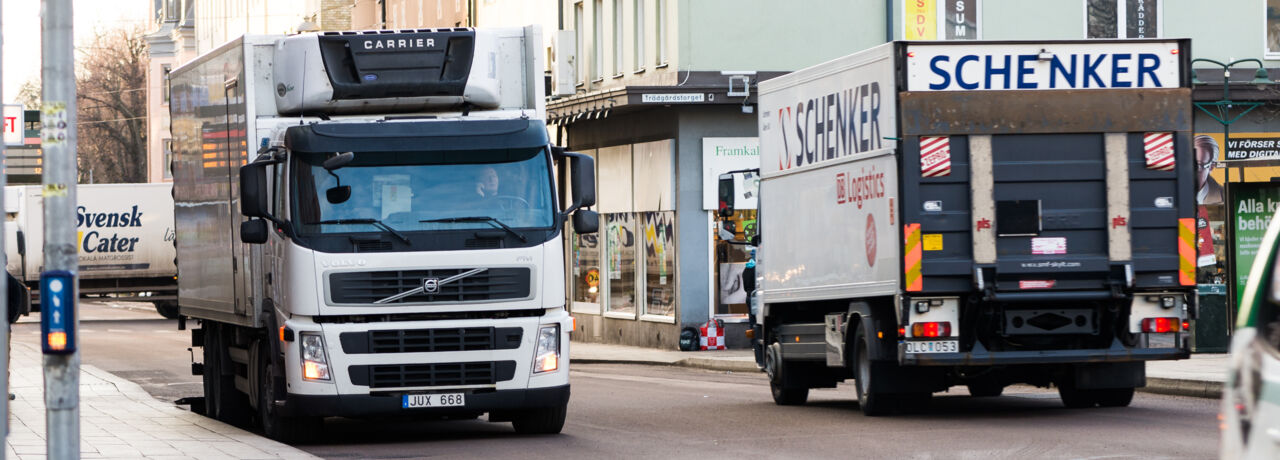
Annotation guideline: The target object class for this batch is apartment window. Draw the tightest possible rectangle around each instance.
[575,2,584,84]
[655,0,667,65]
[634,0,645,71]
[1086,0,1159,39]
[613,0,623,76]
[593,0,604,80]
[161,64,172,105]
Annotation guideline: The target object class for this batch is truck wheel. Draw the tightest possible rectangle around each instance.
[510,403,567,435]
[854,324,890,416]
[256,339,321,443]
[1094,387,1135,407]
[764,341,808,405]
[154,301,180,320]
[966,382,1004,398]
[203,323,252,425]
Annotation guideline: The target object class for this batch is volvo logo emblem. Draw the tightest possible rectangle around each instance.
[422,278,440,294]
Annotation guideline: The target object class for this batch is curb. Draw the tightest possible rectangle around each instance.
[676,357,762,373]
[1139,377,1223,399]
[572,356,762,373]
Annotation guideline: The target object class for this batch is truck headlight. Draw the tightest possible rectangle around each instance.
[532,325,560,374]
[300,332,331,381]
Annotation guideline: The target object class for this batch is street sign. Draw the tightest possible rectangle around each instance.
[40,270,76,354]
[3,104,23,146]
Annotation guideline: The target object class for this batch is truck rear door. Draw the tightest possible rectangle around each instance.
[898,40,1194,295]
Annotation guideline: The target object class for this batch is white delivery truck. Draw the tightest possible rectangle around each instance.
[4,183,178,317]
[718,40,1195,414]
[168,26,597,441]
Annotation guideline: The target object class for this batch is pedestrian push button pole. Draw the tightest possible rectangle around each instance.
[40,270,75,354]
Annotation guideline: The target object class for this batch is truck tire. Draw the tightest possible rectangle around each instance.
[853,324,890,416]
[1094,387,1135,407]
[154,301,179,320]
[764,341,808,405]
[203,323,252,425]
[966,382,1004,398]
[510,403,567,434]
[256,338,321,443]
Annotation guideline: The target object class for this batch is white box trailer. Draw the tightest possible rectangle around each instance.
[4,183,177,317]
[169,26,597,440]
[720,40,1195,414]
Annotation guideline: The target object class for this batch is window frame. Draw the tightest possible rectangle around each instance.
[634,0,646,72]
[593,0,604,81]
[1266,0,1280,59]
[1083,0,1163,39]
[613,0,624,77]
[655,0,667,67]
[575,2,585,85]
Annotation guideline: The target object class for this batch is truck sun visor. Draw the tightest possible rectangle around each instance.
[316,31,475,100]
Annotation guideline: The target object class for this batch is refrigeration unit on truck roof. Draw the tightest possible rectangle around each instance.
[273,28,544,116]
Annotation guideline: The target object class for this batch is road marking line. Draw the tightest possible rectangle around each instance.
[106,329,130,333]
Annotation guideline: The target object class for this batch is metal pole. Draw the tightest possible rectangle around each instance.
[0,2,9,457]
[40,0,80,458]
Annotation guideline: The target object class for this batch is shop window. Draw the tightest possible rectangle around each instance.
[598,145,636,317]
[715,209,757,317]
[570,149,600,314]
[605,212,638,316]
[572,221,602,311]
[641,211,675,318]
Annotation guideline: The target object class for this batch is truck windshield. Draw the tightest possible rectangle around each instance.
[292,147,555,235]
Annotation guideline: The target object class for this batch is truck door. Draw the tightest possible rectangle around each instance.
[224,78,251,317]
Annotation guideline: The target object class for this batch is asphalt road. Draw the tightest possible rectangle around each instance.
[13,303,1222,459]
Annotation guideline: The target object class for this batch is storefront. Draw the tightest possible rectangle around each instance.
[549,76,779,349]
[1191,97,1280,351]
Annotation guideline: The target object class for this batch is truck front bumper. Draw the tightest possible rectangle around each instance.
[279,384,570,418]
[901,342,1188,366]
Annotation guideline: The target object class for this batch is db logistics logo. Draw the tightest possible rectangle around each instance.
[865,213,877,267]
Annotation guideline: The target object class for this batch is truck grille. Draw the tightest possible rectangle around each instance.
[349,361,517,388]
[329,267,531,304]
[339,327,523,354]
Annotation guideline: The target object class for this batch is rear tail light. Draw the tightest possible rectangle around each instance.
[911,321,952,338]
[1141,317,1181,333]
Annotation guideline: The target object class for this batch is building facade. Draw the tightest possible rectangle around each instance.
[550,0,888,349]
[556,0,1280,350]
[144,0,197,183]
[146,0,353,183]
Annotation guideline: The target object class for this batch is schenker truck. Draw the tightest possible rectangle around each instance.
[168,26,597,440]
[717,39,1195,414]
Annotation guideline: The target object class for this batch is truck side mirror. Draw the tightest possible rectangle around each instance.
[568,153,596,209]
[717,175,735,218]
[241,219,268,244]
[240,162,270,218]
[573,209,599,234]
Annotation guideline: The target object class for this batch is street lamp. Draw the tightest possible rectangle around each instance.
[1190,58,1273,330]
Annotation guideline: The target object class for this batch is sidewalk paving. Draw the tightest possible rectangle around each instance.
[5,341,317,460]
[570,340,1228,399]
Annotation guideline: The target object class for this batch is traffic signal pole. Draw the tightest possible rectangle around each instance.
[41,0,80,458]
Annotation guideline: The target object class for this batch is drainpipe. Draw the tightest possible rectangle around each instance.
[885,0,893,42]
